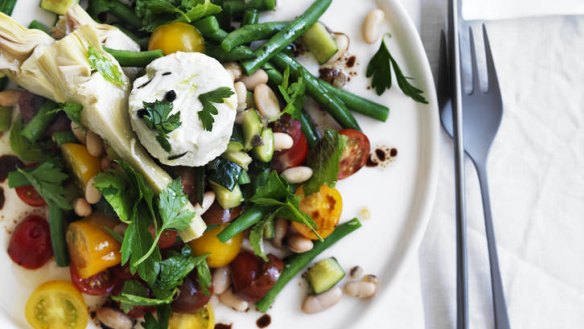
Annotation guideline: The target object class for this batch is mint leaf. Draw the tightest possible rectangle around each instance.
[366,36,428,103]
[303,129,347,195]
[113,280,169,313]
[193,254,212,295]
[140,100,181,153]
[152,246,198,300]
[88,46,124,86]
[198,87,234,131]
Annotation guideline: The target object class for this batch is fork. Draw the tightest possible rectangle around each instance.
[441,24,512,329]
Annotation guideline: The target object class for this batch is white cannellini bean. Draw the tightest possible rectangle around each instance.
[273,132,293,151]
[194,191,215,216]
[74,198,92,217]
[85,177,102,204]
[224,62,242,81]
[86,130,104,157]
[281,166,313,184]
[0,90,21,107]
[71,121,86,144]
[362,274,379,285]
[302,287,343,314]
[326,33,350,64]
[362,9,385,44]
[212,266,231,295]
[272,218,288,249]
[239,69,269,91]
[219,289,249,312]
[254,84,281,121]
[96,307,133,329]
[234,81,248,111]
[344,281,377,299]
[287,233,313,253]
[349,266,364,280]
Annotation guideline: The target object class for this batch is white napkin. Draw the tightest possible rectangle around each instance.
[463,0,584,20]
[412,1,584,328]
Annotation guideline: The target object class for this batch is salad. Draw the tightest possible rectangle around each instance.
[0,0,427,328]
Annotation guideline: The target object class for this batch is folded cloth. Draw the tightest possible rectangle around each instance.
[462,0,584,20]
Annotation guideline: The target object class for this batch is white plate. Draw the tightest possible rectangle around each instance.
[0,0,439,328]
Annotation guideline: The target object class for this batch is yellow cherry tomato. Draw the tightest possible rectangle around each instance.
[61,143,100,188]
[25,280,89,329]
[189,225,243,268]
[292,185,343,240]
[66,213,121,279]
[148,22,205,54]
[168,304,214,329]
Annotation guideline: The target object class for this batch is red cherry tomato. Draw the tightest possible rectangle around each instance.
[70,265,115,296]
[172,276,214,314]
[148,227,178,249]
[230,252,284,302]
[338,129,371,180]
[7,215,53,269]
[15,185,46,207]
[202,202,242,225]
[271,115,308,172]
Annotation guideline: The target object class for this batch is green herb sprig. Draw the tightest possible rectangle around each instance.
[139,99,182,152]
[198,87,234,131]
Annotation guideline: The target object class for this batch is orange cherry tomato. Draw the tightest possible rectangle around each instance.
[292,185,343,240]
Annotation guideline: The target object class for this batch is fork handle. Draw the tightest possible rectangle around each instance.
[475,164,511,329]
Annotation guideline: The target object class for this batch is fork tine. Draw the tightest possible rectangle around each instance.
[482,24,500,93]
[467,27,480,94]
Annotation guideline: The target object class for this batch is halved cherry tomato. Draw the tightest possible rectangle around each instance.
[15,185,46,207]
[292,185,343,240]
[148,226,178,249]
[61,143,101,188]
[172,276,213,314]
[230,252,284,302]
[66,214,121,279]
[338,129,371,179]
[168,304,214,329]
[271,115,308,172]
[25,280,89,329]
[70,265,115,296]
[189,225,243,268]
[8,215,53,269]
[202,202,242,225]
[149,22,205,55]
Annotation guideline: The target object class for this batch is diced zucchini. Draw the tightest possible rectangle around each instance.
[222,150,252,170]
[229,125,245,152]
[241,109,263,151]
[206,157,243,191]
[227,141,244,152]
[305,257,346,294]
[41,0,77,15]
[302,22,338,64]
[253,128,274,163]
[238,170,251,185]
[210,181,243,209]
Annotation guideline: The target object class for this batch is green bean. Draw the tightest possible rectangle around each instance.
[10,117,46,162]
[320,81,390,122]
[48,202,69,267]
[52,131,78,146]
[193,16,228,43]
[263,63,320,147]
[21,100,60,144]
[205,45,256,62]
[104,48,163,67]
[241,0,332,74]
[271,53,361,130]
[0,0,16,15]
[217,206,267,243]
[223,0,276,17]
[0,106,13,132]
[28,20,50,33]
[221,21,288,51]
[88,0,142,30]
[242,9,259,26]
[256,218,362,312]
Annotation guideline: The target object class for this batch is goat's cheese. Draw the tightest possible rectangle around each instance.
[129,52,236,166]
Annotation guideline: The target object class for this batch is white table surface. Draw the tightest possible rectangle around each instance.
[361,1,584,328]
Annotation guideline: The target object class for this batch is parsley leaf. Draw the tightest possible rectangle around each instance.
[366,36,428,104]
[93,171,134,223]
[87,46,124,86]
[140,100,182,152]
[51,102,83,126]
[135,0,221,32]
[277,67,306,120]
[14,160,76,210]
[303,129,347,196]
[122,206,161,285]
[198,87,234,131]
